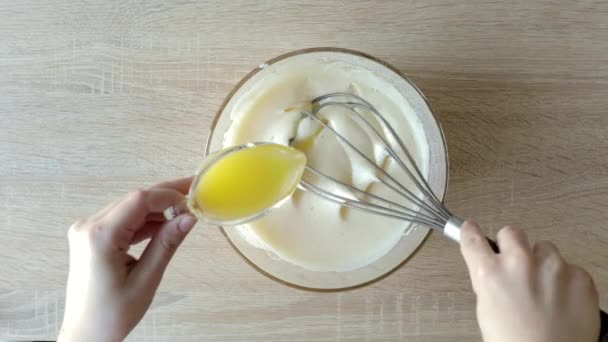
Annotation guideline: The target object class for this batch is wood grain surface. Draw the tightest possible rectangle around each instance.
[1,0,607,341]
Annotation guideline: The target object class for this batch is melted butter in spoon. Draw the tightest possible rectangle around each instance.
[191,144,307,223]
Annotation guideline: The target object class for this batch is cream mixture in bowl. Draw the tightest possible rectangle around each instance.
[206,48,448,289]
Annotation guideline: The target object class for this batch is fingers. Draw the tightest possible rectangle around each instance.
[77,177,194,255]
[460,219,496,275]
[129,214,197,289]
[569,266,599,302]
[497,225,530,255]
[130,222,163,245]
[90,197,122,222]
[533,240,560,261]
[146,212,168,223]
[89,175,191,222]
[90,177,192,223]
[532,241,599,303]
[151,176,194,195]
[533,241,565,281]
[102,188,186,251]
[532,241,585,303]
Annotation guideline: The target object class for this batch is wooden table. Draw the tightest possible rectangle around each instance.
[1,1,607,341]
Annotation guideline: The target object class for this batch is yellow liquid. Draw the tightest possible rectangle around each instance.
[193,144,307,222]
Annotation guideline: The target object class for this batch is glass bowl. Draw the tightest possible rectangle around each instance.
[205,47,448,290]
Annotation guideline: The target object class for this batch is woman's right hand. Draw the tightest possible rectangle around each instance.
[460,220,601,342]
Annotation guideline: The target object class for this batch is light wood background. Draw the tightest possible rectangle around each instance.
[1,1,607,341]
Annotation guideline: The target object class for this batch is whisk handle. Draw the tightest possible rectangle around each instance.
[444,217,500,252]
[485,237,500,253]
[600,310,608,342]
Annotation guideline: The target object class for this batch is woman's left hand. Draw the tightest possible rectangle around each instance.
[58,177,197,342]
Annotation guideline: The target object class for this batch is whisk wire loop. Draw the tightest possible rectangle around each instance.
[294,92,455,235]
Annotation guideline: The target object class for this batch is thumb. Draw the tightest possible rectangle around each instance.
[460,219,496,288]
[130,214,197,289]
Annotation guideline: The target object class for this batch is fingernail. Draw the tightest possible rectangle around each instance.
[178,215,196,233]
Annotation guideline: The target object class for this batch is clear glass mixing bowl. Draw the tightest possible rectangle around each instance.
[205,47,448,290]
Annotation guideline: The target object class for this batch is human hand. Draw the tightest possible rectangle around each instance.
[460,220,600,342]
[58,177,197,342]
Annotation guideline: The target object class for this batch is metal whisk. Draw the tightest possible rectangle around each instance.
[293,93,608,337]
[294,92,473,246]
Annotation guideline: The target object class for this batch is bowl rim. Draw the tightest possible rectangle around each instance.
[205,47,450,292]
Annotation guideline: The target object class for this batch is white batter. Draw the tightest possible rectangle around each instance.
[224,54,429,272]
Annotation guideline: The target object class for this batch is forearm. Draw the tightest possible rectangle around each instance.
[58,323,124,342]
